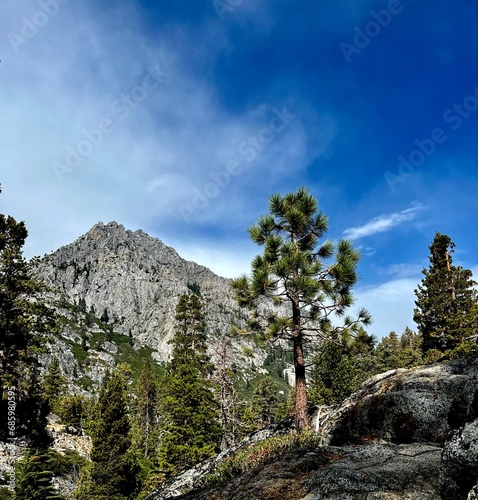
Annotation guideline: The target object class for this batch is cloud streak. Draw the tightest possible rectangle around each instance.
[343,203,425,240]
[355,277,417,337]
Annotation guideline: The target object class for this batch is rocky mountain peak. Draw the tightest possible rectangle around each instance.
[37,221,238,345]
[34,222,269,391]
[85,221,128,240]
[73,221,179,261]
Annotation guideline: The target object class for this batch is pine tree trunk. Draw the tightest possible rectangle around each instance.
[293,335,308,430]
[292,298,308,431]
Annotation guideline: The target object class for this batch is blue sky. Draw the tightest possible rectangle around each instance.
[1,0,477,338]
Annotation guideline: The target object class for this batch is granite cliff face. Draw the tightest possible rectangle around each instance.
[38,221,244,350]
[35,222,269,389]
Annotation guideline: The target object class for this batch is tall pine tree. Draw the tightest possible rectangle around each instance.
[232,187,370,430]
[157,294,221,477]
[0,213,57,447]
[250,377,284,427]
[414,232,478,356]
[73,371,138,500]
[129,358,163,495]
[309,329,377,405]
[42,356,67,412]
[132,358,159,460]
[398,327,423,366]
[374,329,422,370]
[375,331,402,370]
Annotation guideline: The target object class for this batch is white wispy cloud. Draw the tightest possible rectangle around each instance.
[382,263,424,279]
[343,203,425,240]
[355,278,418,338]
[0,0,337,260]
[357,245,376,257]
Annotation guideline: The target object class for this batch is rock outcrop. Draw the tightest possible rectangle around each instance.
[440,419,478,500]
[0,415,91,498]
[303,443,441,500]
[36,222,247,354]
[149,356,478,499]
[468,484,478,499]
[176,444,442,500]
[318,357,478,446]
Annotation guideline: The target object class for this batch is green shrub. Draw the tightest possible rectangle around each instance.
[202,429,321,487]
[56,395,89,427]
[0,487,13,500]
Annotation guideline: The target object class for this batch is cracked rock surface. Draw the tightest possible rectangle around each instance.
[176,444,442,500]
[440,419,478,500]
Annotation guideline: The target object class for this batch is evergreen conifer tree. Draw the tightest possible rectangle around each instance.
[398,327,423,367]
[78,297,87,313]
[251,377,284,426]
[400,327,422,350]
[211,336,244,449]
[42,356,67,412]
[351,328,379,377]
[309,329,377,405]
[73,371,138,500]
[375,331,402,370]
[14,450,64,500]
[232,187,370,430]
[100,308,109,324]
[56,395,88,428]
[132,358,159,459]
[310,342,353,406]
[374,328,422,371]
[414,232,478,356]
[0,214,57,445]
[129,358,161,493]
[157,294,221,477]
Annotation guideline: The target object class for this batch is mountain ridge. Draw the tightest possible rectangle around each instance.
[38,221,239,348]
[34,220,274,392]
